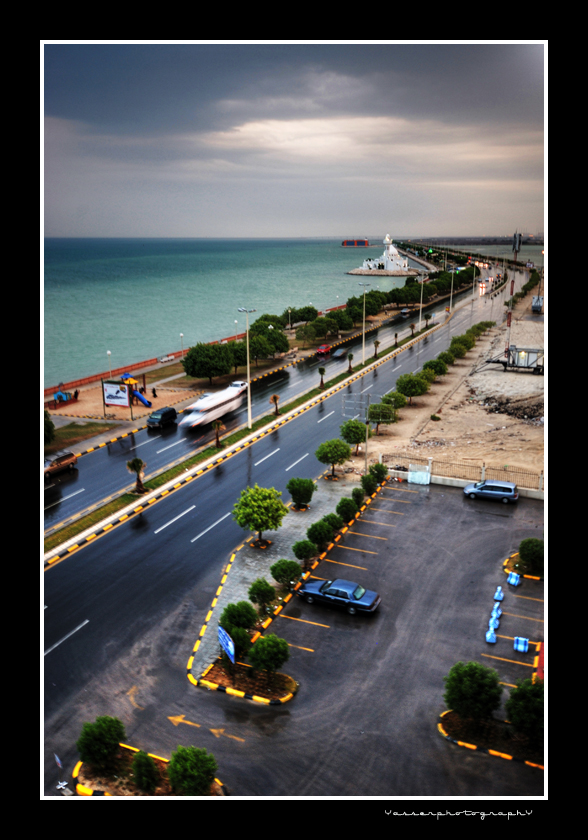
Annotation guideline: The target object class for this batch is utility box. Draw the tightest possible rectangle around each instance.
[507,346,544,372]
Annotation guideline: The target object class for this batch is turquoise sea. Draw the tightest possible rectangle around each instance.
[43,238,544,388]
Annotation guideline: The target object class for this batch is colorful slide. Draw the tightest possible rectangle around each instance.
[133,390,152,408]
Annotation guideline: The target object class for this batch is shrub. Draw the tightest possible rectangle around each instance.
[437,350,455,366]
[286,477,316,509]
[270,559,302,588]
[219,601,258,632]
[369,462,388,483]
[423,358,448,377]
[44,409,55,444]
[168,746,218,796]
[431,414,441,421]
[336,496,358,523]
[448,340,468,359]
[292,539,318,568]
[382,391,407,410]
[417,368,436,385]
[351,487,365,508]
[226,626,253,660]
[322,513,344,533]
[76,716,126,772]
[132,750,158,793]
[443,661,502,722]
[248,633,290,685]
[315,439,352,477]
[232,483,288,542]
[248,578,276,614]
[361,473,378,496]
[307,519,335,551]
[340,419,368,456]
[505,678,544,745]
[517,538,544,575]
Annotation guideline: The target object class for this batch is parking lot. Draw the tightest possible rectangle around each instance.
[249,480,544,796]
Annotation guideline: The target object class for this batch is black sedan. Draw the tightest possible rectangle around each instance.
[296,578,381,615]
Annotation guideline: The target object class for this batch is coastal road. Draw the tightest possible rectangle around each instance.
[44,271,514,530]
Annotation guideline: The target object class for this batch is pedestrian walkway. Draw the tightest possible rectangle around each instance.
[189,474,355,675]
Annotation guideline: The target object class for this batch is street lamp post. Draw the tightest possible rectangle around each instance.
[417,275,425,333]
[238,307,256,429]
[107,350,112,378]
[180,333,184,358]
[359,283,370,364]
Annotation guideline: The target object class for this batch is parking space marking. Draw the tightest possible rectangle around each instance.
[360,519,396,527]
[348,531,388,540]
[481,653,536,668]
[501,612,544,623]
[335,544,378,555]
[287,643,315,652]
[325,556,369,569]
[378,498,412,504]
[279,614,330,628]
[382,486,419,493]
[369,507,405,515]
[513,594,544,602]
[495,634,541,645]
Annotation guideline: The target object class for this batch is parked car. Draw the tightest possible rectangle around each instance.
[316,345,331,355]
[332,348,348,359]
[296,578,381,615]
[44,450,78,480]
[147,406,178,428]
[463,480,519,504]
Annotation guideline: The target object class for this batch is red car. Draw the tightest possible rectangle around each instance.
[316,345,331,355]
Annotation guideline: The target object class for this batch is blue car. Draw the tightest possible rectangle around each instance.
[296,578,381,615]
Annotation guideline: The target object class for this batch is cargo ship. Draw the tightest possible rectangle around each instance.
[342,238,369,246]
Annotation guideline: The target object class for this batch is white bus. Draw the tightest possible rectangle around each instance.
[179,387,244,428]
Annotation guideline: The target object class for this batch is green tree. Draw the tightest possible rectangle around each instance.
[437,350,455,366]
[409,323,416,337]
[395,373,429,406]
[336,496,358,523]
[212,419,225,448]
[369,462,388,483]
[518,538,544,575]
[132,750,158,793]
[76,716,126,773]
[382,391,407,410]
[229,341,247,374]
[44,409,55,444]
[270,559,302,588]
[318,367,326,389]
[127,457,147,493]
[286,477,316,509]
[351,487,364,509]
[315,438,352,477]
[219,601,258,632]
[340,418,367,456]
[292,539,318,570]
[322,512,344,533]
[424,313,432,328]
[307,519,335,552]
[361,473,378,496]
[248,578,276,614]
[296,324,316,348]
[423,358,448,377]
[168,746,218,796]
[347,352,354,373]
[269,394,280,415]
[505,678,544,745]
[368,402,397,434]
[443,661,503,723]
[373,339,381,359]
[232,484,288,543]
[248,633,290,686]
[182,342,232,385]
[417,368,437,386]
[249,334,273,366]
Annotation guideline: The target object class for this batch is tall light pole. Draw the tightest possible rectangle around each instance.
[417,274,425,333]
[180,333,184,358]
[238,307,256,429]
[107,350,112,378]
[359,282,370,364]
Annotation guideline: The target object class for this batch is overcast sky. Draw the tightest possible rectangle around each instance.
[43,42,545,238]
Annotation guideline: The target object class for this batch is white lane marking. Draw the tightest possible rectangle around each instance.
[44,488,86,511]
[44,619,89,657]
[285,453,309,472]
[157,439,188,453]
[191,511,232,543]
[263,377,287,389]
[254,448,280,466]
[130,436,161,450]
[317,411,335,424]
[154,505,196,534]
[360,384,373,393]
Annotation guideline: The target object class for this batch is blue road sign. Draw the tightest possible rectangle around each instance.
[218,626,235,664]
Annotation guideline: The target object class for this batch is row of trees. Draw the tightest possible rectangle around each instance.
[76,716,218,795]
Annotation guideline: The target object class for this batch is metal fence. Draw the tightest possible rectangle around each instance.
[386,452,544,490]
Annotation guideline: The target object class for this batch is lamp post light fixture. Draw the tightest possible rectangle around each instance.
[238,307,256,429]
[107,350,112,378]
[358,282,370,364]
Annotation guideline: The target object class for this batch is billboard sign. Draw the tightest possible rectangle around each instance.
[218,626,235,663]
[104,381,130,407]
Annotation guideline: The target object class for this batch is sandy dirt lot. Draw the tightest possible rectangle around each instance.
[347,296,544,478]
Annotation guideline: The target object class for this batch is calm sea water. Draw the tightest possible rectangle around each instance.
[43,238,544,388]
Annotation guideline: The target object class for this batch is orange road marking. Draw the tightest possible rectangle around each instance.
[348,531,388,540]
[323,557,368,570]
[481,654,535,667]
[279,614,330,628]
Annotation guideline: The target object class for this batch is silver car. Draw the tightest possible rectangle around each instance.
[464,480,518,504]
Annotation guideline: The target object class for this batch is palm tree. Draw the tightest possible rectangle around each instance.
[269,394,280,416]
[347,353,354,374]
[318,367,326,389]
[394,332,398,347]
[127,457,146,494]
[424,313,432,328]
[374,339,380,360]
[410,323,416,337]
[212,419,225,448]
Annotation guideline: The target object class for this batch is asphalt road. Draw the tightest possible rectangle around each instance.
[43,271,516,530]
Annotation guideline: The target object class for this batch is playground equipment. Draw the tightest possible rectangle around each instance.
[45,384,79,410]
[121,373,152,408]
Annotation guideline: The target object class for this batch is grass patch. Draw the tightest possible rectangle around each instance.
[45,421,121,455]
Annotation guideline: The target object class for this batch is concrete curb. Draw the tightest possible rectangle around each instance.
[502,553,543,581]
[437,711,543,770]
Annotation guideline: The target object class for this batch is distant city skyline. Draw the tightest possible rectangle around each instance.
[43,42,545,239]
